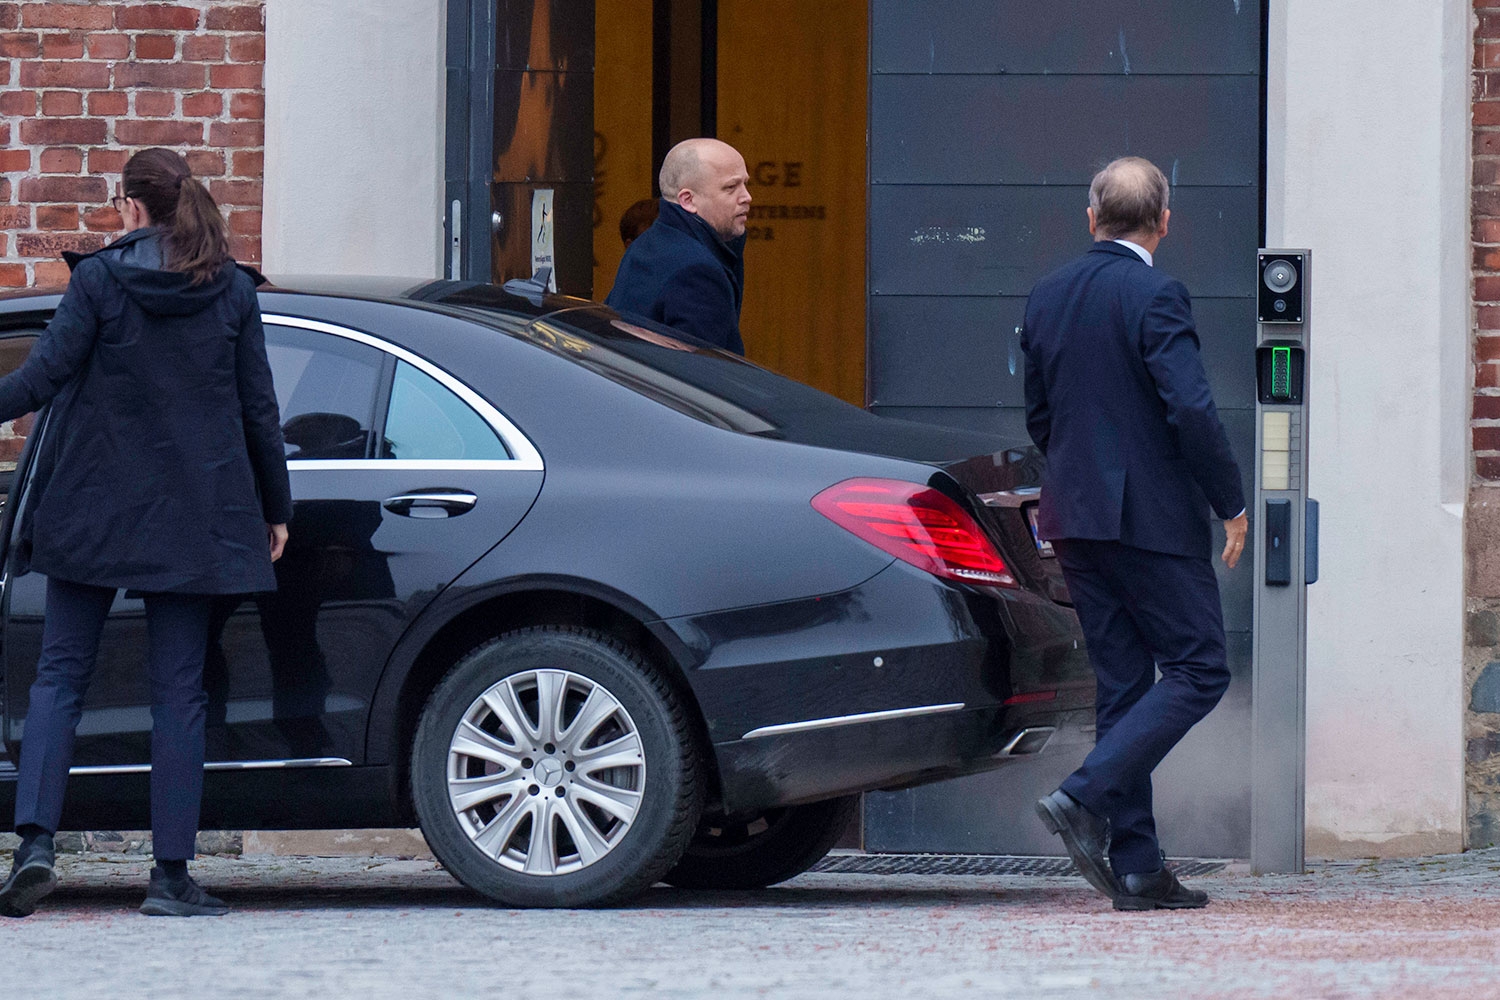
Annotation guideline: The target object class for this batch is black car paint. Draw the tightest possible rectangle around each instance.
[0,280,1089,831]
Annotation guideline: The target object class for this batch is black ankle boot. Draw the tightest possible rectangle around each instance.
[139,865,229,917]
[1,831,58,918]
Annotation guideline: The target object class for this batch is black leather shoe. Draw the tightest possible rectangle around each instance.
[1035,789,1120,899]
[139,867,229,917]
[1112,867,1209,911]
[0,833,58,918]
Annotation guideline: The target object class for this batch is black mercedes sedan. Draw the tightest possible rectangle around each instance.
[0,276,1089,907]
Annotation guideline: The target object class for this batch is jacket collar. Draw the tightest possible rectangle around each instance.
[63,226,161,271]
[656,199,747,264]
[1089,239,1148,262]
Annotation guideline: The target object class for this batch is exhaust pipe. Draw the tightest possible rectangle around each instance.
[997,726,1055,757]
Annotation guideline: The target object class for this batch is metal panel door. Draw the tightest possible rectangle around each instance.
[863,0,1263,858]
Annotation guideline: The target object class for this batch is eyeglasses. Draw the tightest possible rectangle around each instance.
[110,193,129,212]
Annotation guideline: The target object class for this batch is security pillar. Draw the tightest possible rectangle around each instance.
[1250,249,1316,874]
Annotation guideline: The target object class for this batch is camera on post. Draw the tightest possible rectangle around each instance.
[1258,253,1304,323]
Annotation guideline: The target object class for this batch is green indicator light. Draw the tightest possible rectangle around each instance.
[1271,347,1291,399]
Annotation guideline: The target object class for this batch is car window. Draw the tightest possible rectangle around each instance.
[382,360,510,461]
[264,325,384,460]
[0,333,38,483]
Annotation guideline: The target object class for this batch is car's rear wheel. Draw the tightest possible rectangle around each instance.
[662,795,859,890]
[412,626,704,907]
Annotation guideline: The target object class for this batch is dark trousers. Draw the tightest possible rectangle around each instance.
[13,577,212,861]
[1052,538,1231,876]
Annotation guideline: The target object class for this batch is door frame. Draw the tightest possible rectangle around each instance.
[444,0,497,282]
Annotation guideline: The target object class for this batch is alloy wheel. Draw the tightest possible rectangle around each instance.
[447,668,646,876]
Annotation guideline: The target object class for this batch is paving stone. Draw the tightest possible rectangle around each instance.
[2,849,1500,998]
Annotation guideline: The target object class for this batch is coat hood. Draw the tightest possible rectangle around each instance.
[64,227,237,317]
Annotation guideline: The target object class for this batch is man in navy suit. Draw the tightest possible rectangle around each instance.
[1021,157,1248,911]
[606,138,751,355]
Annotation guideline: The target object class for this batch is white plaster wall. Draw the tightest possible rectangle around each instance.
[1267,0,1470,856]
[262,0,446,277]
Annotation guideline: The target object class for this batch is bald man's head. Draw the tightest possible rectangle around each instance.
[1088,157,1171,241]
[660,138,752,240]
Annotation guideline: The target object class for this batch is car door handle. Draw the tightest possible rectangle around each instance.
[382,491,478,519]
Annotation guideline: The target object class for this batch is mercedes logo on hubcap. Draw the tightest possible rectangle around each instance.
[536,757,564,787]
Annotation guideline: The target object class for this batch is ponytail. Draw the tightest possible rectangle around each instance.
[120,147,231,285]
[168,176,231,285]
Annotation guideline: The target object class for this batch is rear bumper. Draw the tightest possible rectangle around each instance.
[656,559,1091,814]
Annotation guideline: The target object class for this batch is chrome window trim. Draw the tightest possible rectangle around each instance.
[740,702,966,740]
[261,313,544,472]
[68,757,353,776]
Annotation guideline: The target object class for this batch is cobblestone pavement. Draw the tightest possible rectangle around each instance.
[4,848,1500,999]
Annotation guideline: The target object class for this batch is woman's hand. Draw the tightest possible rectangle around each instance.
[268,523,288,562]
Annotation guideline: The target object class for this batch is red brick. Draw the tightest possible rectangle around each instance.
[0,206,30,228]
[0,178,9,202]
[1477,216,1500,243]
[18,117,105,144]
[0,4,16,30]
[32,261,70,287]
[114,119,203,146]
[83,205,121,231]
[230,149,262,178]
[0,89,34,116]
[209,121,263,147]
[182,91,222,117]
[1475,245,1500,271]
[85,31,128,59]
[0,121,9,145]
[1476,426,1500,452]
[209,63,262,90]
[135,90,176,117]
[87,147,128,174]
[1478,276,1500,302]
[181,33,223,61]
[228,209,261,236]
[1479,103,1500,128]
[1476,392,1500,418]
[15,231,106,258]
[86,90,127,116]
[185,149,225,177]
[39,89,81,116]
[0,264,27,288]
[0,61,8,85]
[0,149,30,172]
[113,4,199,31]
[0,30,37,56]
[205,5,263,31]
[228,234,260,262]
[113,61,205,89]
[134,32,175,59]
[228,33,263,62]
[18,59,109,88]
[1481,306,1500,330]
[0,234,6,256]
[1480,364,1500,390]
[40,29,81,58]
[21,3,113,30]
[229,92,263,119]
[35,203,77,230]
[1479,455,1500,481]
[39,147,81,173]
[16,175,106,204]
[210,178,262,205]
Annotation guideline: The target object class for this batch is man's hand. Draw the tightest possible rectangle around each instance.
[1221,512,1248,569]
[268,523,288,562]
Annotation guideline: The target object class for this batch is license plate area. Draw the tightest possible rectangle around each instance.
[1025,504,1055,558]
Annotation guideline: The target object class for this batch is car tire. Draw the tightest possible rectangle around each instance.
[661,795,859,890]
[411,625,704,907]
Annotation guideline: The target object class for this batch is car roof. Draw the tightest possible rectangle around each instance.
[0,274,590,323]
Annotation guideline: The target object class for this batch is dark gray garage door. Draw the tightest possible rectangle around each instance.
[863,0,1263,858]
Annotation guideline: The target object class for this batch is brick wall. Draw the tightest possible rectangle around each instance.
[0,1,265,288]
[1473,0,1500,849]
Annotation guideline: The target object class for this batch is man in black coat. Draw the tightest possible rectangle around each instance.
[605,138,752,355]
[1021,157,1248,911]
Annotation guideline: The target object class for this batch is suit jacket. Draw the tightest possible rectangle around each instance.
[0,227,292,593]
[605,199,747,355]
[1020,241,1244,560]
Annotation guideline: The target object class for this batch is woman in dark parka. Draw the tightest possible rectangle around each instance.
[0,148,291,918]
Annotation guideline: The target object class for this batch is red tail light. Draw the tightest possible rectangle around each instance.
[812,478,1017,588]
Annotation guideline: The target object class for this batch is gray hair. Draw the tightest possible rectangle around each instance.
[659,140,705,199]
[1088,157,1170,239]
